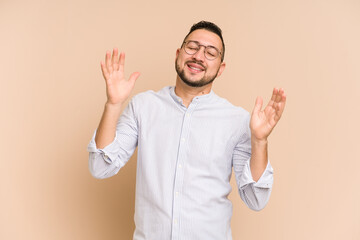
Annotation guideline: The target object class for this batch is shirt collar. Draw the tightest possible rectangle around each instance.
[169,86,214,105]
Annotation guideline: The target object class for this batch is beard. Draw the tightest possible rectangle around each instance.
[175,58,219,88]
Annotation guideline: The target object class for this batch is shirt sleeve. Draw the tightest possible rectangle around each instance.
[232,112,274,211]
[87,98,139,179]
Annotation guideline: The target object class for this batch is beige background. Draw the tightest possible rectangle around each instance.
[1,0,359,239]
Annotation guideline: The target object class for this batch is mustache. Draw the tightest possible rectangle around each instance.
[186,60,206,70]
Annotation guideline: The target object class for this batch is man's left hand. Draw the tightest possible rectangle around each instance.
[250,88,287,141]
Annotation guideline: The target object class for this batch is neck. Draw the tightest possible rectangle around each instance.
[174,77,212,107]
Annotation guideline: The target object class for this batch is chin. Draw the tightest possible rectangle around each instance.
[176,61,215,88]
[181,77,214,88]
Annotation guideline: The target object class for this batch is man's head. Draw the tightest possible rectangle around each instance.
[182,21,225,62]
[175,21,226,88]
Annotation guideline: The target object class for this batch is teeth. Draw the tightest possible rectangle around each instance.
[189,65,201,71]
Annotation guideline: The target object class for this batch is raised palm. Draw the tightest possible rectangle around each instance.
[250,88,287,141]
[100,48,140,105]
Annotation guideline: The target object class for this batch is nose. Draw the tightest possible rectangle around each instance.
[192,46,206,62]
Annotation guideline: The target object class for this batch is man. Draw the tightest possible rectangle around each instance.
[88,21,286,240]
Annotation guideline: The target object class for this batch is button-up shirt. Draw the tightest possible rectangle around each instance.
[87,86,274,240]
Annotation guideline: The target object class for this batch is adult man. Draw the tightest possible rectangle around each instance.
[88,21,286,240]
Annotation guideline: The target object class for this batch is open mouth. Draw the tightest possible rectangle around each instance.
[186,62,205,73]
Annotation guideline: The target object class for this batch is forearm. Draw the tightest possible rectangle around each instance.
[250,137,268,182]
[95,102,124,149]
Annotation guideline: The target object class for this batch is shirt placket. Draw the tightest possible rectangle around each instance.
[171,99,198,240]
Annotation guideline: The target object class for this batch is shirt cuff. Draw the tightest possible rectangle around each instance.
[87,130,121,164]
[238,159,274,189]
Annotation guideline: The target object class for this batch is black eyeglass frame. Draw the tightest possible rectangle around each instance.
[181,40,222,61]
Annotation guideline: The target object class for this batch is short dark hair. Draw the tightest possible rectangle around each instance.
[183,21,225,62]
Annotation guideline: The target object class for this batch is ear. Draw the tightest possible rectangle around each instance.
[216,62,226,78]
[175,48,180,60]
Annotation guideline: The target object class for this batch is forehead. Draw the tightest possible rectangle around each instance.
[185,29,223,50]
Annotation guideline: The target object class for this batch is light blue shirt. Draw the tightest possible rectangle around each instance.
[88,86,273,240]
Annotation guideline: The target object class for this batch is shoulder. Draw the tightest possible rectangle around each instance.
[212,95,252,139]
[130,86,172,106]
[212,93,250,119]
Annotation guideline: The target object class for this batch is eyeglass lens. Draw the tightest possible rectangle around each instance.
[184,41,219,60]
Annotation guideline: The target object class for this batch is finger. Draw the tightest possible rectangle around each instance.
[274,88,283,103]
[128,72,141,84]
[252,96,263,115]
[105,50,113,73]
[266,88,278,108]
[119,52,125,74]
[112,48,119,71]
[274,103,282,122]
[100,61,110,81]
[274,94,287,121]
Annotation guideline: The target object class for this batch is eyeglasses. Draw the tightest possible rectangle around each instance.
[182,40,222,61]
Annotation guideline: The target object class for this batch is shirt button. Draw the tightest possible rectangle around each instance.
[174,219,178,224]
[178,164,182,168]
[176,191,179,196]
[181,138,185,142]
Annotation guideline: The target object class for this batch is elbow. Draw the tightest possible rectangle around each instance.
[89,167,107,179]
[89,162,108,179]
[243,194,268,211]
[240,185,271,211]
[88,153,119,179]
[249,201,268,211]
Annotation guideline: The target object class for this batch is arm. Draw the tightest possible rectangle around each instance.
[249,88,286,181]
[87,48,140,179]
[96,48,140,148]
[233,114,274,211]
[233,88,286,211]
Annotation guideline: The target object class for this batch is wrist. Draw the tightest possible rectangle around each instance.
[251,135,268,146]
[105,101,124,109]
[104,102,124,116]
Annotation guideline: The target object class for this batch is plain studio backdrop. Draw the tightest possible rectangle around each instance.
[1,0,359,239]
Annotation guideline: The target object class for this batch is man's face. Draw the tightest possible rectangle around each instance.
[175,29,226,88]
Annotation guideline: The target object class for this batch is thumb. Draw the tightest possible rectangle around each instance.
[129,72,140,83]
[252,96,263,115]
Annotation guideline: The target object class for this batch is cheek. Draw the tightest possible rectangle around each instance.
[177,57,190,69]
[176,57,183,69]
[206,64,219,74]
[178,51,193,63]
[209,63,221,73]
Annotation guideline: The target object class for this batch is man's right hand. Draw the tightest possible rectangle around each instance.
[95,49,140,149]
[101,48,140,106]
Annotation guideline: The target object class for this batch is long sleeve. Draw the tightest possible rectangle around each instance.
[232,113,274,211]
[87,98,139,179]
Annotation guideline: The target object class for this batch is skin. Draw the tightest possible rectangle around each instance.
[94,29,286,182]
[174,29,226,107]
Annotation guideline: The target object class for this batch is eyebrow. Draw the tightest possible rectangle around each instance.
[187,40,219,50]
